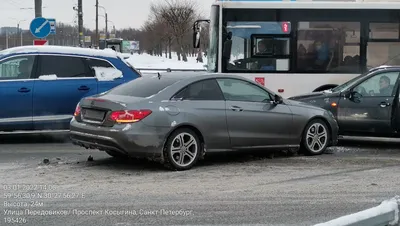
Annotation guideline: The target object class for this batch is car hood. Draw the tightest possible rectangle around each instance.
[285,99,326,111]
[288,90,340,100]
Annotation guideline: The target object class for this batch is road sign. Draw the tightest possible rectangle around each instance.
[99,33,106,40]
[33,39,48,45]
[84,36,91,43]
[30,17,51,39]
[48,18,56,34]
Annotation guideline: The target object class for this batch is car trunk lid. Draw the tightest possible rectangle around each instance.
[78,94,145,127]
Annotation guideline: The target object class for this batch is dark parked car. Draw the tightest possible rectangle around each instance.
[70,73,338,170]
[289,66,400,137]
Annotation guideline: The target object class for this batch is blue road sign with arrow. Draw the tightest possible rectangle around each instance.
[30,17,51,39]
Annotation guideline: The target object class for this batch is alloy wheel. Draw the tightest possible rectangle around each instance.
[305,123,328,153]
[170,132,198,167]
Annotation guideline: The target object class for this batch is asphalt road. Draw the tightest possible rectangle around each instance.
[1,135,400,226]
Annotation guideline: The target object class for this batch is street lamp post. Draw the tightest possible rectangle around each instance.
[107,20,115,36]
[9,18,27,47]
[98,14,107,40]
[98,6,108,39]
[17,20,26,46]
[6,30,8,49]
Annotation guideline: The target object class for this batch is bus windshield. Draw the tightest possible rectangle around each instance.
[222,21,291,72]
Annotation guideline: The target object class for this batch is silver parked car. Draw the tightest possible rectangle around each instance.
[70,73,338,170]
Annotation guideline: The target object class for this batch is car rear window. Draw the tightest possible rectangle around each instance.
[120,57,142,77]
[108,76,179,97]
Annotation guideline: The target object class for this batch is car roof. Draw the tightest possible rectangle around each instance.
[0,45,119,59]
[368,65,400,73]
[150,72,254,83]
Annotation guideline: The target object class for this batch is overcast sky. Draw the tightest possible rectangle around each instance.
[0,0,215,30]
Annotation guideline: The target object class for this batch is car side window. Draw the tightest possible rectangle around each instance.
[0,55,35,80]
[216,78,272,102]
[173,79,224,101]
[39,55,89,78]
[353,71,400,97]
[86,58,114,68]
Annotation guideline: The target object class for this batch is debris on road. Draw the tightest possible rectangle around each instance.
[42,158,50,164]
[87,155,94,162]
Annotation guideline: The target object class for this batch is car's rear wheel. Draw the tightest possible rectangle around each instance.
[301,119,330,155]
[163,128,202,171]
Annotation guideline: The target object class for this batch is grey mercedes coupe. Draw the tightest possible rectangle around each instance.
[70,73,338,170]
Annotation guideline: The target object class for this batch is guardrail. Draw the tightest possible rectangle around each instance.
[135,68,207,73]
[314,196,400,226]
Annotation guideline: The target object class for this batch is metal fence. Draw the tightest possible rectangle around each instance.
[313,196,400,226]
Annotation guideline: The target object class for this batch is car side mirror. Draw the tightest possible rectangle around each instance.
[193,31,200,49]
[343,90,351,98]
[193,22,201,49]
[273,94,283,104]
[348,90,362,103]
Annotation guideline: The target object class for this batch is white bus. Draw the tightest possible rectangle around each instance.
[193,0,400,97]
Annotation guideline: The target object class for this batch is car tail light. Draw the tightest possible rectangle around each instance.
[74,104,81,117]
[110,110,152,123]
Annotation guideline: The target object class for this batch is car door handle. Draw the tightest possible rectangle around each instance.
[78,86,90,91]
[379,102,390,107]
[18,87,31,93]
[230,106,243,112]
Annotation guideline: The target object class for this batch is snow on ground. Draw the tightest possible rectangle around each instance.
[127,52,207,73]
[313,196,400,226]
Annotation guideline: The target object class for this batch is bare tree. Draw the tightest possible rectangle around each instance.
[150,0,198,62]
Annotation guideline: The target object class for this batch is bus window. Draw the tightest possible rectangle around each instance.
[297,21,360,73]
[369,23,399,39]
[367,42,400,68]
[367,23,400,68]
[223,21,291,72]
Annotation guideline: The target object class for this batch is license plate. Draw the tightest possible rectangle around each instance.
[83,109,105,121]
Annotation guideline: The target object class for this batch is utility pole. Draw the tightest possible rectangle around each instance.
[78,0,83,47]
[34,0,42,18]
[105,13,108,39]
[95,0,99,47]
[6,30,8,49]
[17,23,19,46]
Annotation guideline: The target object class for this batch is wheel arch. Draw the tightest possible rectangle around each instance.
[162,123,205,152]
[300,116,333,144]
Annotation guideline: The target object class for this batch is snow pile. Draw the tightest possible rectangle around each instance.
[38,74,58,80]
[92,67,123,81]
[127,53,207,71]
[4,46,119,58]
[314,196,400,226]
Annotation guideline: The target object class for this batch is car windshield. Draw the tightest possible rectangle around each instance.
[330,72,368,92]
[107,75,179,98]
